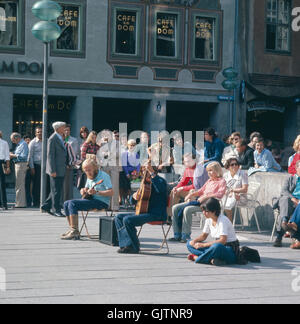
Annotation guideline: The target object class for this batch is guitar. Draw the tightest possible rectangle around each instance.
[135,167,152,215]
[82,179,104,200]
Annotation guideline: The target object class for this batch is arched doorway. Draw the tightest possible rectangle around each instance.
[246,100,285,142]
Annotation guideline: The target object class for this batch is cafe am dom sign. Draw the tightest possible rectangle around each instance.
[0,61,53,75]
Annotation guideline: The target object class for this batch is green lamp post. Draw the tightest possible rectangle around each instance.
[31,0,62,209]
[221,67,240,133]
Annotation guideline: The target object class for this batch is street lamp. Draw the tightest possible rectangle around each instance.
[222,67,240,133]
[31,0,62,209]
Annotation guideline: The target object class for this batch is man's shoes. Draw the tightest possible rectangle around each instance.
[61,229,80,240]
[53,212,65,218]
[290,240,300,249]
[41,207,54,215]
[168,237,181,242]
[273,239,282,248]
[211,258,226,266]
[117,246,139,254]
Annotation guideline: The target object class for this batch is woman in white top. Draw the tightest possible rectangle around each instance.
[187,198,239,266]
[223,157,249,222]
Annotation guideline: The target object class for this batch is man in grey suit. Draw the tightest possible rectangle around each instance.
[41,122,67,217]
[273,160,300,247]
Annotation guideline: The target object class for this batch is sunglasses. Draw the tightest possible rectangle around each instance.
[230,163,239,167]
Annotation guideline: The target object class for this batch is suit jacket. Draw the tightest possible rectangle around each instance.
[280,175,298,199]
[46,133,67,178]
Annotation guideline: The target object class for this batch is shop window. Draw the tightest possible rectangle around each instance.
[51,0,86,58]
[149,6,184,65]
[108,2,145,63]
[188,10,221,67]
[266,0,291,53]
[0,0,24,54]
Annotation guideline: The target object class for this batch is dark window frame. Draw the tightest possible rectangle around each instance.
[188,9,222,68]
[265,0,292,55]
[107,1,145,64]
[50,0,87,59]
[148,5,185,66]
[0,0,25,54]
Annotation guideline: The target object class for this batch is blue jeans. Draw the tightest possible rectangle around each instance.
[115,213,165,252]
[187,241,237,265]
[64,199,108,216]
[290,205,300,241]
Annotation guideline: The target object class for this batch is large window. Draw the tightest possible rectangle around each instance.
[188,10,221,67]
[194,16,216,60]
[266,0,291,53]
[0,0,24,53]
[155,12,178,57]
[51,0,86,58]
[108,1,145,64]
[115,10,137,55]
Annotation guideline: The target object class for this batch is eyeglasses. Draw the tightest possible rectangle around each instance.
[230,163,239,167]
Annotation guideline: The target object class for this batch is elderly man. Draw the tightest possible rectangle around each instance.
[0,131,10,210]
[28,127,43,207]
[10,132,29,208]
[273,160,300,247]
[41,122,67,217]
[62,159,113,240]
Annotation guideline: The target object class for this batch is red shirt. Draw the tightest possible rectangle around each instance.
[289,153,300,176]
[176,165,196,192]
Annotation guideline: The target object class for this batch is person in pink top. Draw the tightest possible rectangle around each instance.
[170,162,226,243]
[168,153,197,217]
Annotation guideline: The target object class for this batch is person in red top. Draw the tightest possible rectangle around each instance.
[288,135,300,176]
[168,153,197,217]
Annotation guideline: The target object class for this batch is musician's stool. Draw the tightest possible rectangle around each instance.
[80,209,114,240]
[137,221,172,254]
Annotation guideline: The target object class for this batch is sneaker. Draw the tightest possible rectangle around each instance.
[61,229,73,239]
[61,229,80,240]
[168,237,181,242]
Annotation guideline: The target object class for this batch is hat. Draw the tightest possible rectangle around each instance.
[52,122,66,131]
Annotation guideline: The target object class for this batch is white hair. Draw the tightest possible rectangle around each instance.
[52,122,66,131]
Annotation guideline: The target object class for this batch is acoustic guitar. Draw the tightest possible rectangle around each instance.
[82,179,104,200]
[135,168,152,215]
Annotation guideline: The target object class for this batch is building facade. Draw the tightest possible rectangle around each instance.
[0,0,238,142]
[237,0,300,145]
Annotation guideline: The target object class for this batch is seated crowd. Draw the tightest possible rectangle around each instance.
[1,123,300,266]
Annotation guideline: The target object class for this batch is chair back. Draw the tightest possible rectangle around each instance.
[247,182,261,202]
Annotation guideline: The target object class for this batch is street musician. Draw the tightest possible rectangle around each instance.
[114,161,168,254]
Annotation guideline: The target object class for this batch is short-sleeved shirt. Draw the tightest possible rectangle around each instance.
[203,214,237,243]
[85,170,112,206]
[224,169,248,190]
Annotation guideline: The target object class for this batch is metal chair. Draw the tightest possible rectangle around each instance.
[270,207,280,242]
[233,181,261,232]
[80,209,114,239]
[137,220,172,253]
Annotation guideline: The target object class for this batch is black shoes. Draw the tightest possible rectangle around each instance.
[273,239,282,248]
[53,212,65,218]
[117,246,139,254]
[41,207,54,215]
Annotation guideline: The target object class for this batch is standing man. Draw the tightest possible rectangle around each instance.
[41,122,67,217]
[28,127,43,208]
[10,133,29,208]
[0,131,10,210]
[64,124,79,201]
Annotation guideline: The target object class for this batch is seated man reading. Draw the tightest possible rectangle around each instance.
[62,159,113,240]
[114,162,168,254]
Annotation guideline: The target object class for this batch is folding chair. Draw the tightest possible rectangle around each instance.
[270,208,280,242]
[233,182,261,232]
[80,209,114,240]
[137,221,172,253]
